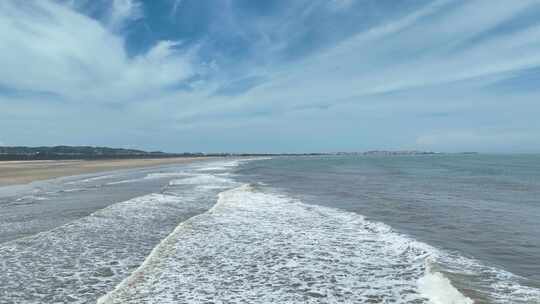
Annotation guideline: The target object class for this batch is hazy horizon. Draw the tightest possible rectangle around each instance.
[2,144,537,155]
[1,0,539,153]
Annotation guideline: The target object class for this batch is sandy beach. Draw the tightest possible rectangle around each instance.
[0,157,208,186]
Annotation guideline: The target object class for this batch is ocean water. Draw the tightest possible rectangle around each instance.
[233,155,540,303]
[0,160,239,303]
[1,156,539,303]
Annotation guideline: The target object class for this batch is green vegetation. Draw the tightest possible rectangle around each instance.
[0,146,198,161]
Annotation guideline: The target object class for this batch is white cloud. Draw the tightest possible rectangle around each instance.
[143,0,540,154]
[0,0,195,105]
[109,0,143,30]
[206,0,540,114]
[1,0,539,151]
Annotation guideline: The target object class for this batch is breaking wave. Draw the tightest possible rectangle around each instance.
[2,158,538,304]
[0,167,240,304]
[100,184,536,304]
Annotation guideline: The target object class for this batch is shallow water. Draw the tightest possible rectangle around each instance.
[1,156,539,303]
[0,160,239,303]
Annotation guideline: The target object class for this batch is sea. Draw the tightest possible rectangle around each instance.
[0,155,539,303]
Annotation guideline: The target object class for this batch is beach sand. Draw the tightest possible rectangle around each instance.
[0,158,208,186]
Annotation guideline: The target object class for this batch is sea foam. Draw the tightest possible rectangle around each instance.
[418,265,474,304]
[98,184,475,304]
[0,190,217,304]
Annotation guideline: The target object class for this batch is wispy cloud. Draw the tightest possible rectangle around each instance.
[171,0,183,18]
[109,0,143,30]
[1,0,539,152]
[0,0,196,104]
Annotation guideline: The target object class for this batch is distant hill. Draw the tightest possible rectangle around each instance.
[0,146,201,161]
[0,146,459,161]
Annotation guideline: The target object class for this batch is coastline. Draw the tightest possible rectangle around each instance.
[0,157,211,187]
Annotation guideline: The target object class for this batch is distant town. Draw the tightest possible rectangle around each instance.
[0,146,478,161]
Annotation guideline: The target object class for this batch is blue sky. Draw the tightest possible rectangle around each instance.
[1,0,539,153]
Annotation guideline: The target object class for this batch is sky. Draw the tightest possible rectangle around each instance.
[1,0,539,153]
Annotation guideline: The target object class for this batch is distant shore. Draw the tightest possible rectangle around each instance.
[0,157,210,187]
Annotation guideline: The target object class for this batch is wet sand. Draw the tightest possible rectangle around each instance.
[0,158,209,186]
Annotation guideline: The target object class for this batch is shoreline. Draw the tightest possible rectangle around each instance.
[0,157,213,187]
